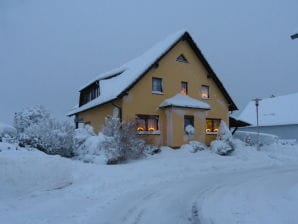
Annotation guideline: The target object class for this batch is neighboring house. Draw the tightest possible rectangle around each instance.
[68,30,237,147]
[239,93,298,141]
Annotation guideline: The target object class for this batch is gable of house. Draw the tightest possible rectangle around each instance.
[120,36,233,146]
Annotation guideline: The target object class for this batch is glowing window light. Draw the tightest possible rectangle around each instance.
[201,85,209,99]
[136,115,159,132]
[181,81,188,95]
[137,127,144,131]
[180,89,187,95]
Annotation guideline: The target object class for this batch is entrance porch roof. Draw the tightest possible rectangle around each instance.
[159,93,210,110]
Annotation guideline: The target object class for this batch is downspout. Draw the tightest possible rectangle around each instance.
[111,102,122,122]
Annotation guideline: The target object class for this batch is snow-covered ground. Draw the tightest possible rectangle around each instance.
[1,142,298,224]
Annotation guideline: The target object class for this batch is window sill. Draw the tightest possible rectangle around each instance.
[152,91,164,95]
[137,131,160,135]
[205,132,218,135]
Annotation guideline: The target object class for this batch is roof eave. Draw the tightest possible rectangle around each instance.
[67,98,117,117]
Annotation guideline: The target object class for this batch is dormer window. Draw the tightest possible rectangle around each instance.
[176,54,189,63]
[152,77,163,94]
[181,81,188,95]
[79,81,100,106]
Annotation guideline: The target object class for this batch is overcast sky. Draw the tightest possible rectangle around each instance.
[1,0,298,124]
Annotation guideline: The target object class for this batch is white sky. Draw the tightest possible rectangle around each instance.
[1,0,298,124]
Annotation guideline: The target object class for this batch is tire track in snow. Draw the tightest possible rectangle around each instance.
[97,166,298,224]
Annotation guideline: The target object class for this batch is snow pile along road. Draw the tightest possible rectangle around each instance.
[0,146,73,200]
[1,142,298,224]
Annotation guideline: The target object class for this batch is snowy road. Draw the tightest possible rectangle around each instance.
[2,146,298,224]
[96,166,298,224]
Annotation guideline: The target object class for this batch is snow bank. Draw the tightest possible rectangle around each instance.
[0,143,73,199]
[234,130,279,146]
[1,140,298,223]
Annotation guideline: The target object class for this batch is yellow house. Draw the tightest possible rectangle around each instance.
[68,30,237,148]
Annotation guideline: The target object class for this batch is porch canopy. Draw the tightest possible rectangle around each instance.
[159,93,210,109]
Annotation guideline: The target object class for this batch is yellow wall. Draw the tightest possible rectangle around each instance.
[76,39,230,147]
[122,39,229,146]
[77,99,122,133]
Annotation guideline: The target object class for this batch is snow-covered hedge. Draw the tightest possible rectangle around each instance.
[233,131,279,146]
[14,106,75,157]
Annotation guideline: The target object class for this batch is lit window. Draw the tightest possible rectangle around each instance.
[205,119,221,134]
[201,85,209,99]
[181,81,188,95]
[152,78,163,93]
[136,118,146,131]
[136,115,159,133]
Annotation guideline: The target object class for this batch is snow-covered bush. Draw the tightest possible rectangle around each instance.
[233,131,279,146]
[189,141,207,152]
[181,141,207,153]
[14,105,50,133]
[211,121,234,155]
[0,122,17,143]
[73,125,106,163]
[210,140,234,156]
[14,106,75,157]
[101,115,145,164]
[185,124,195,136]
[73,125,95,151]
[144,144,161,155]
[217,120,232,142]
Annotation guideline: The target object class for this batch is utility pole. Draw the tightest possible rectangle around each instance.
[253,98,261,149]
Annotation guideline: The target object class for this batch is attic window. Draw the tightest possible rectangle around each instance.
[176,54,189,63]
[152,77,163,93]
[79,81,100,106]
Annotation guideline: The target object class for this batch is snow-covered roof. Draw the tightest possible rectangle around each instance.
[68,30,237,116]
[239,93,298,126]
[68,30,186,116]
[159,94,210,109]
